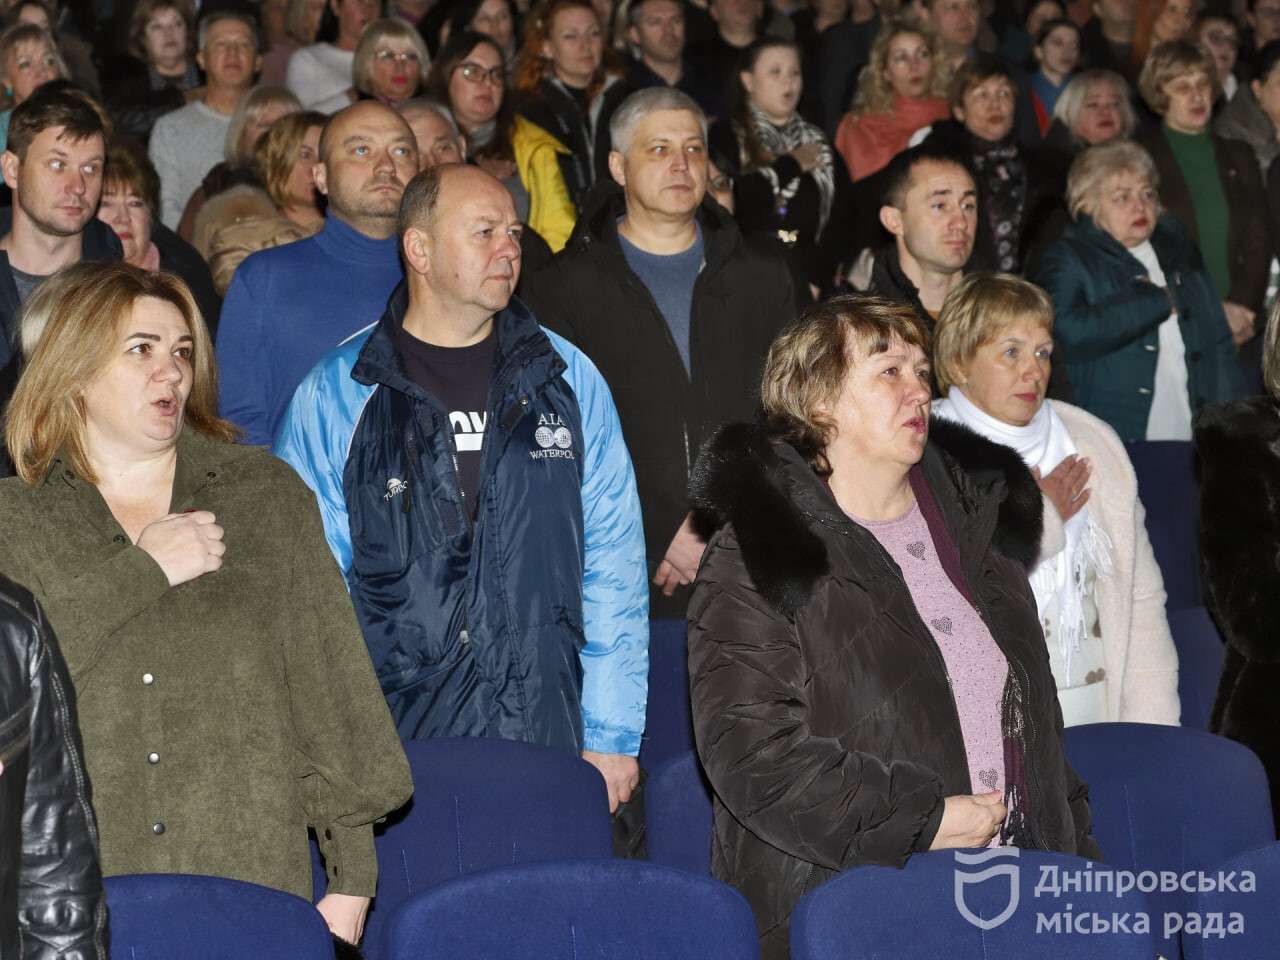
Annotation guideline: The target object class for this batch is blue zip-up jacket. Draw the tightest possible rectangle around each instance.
[274,285,648,756]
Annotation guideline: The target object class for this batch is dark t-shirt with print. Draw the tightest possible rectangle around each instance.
[393,323,497,517]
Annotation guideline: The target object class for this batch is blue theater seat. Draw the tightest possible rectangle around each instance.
[1125,440,1200,609]
[1166,606,1226,731]
[646,750,714,875]
[104,873,334,959]
[381,859,759,959]
[640,618,696,769]
[1181,842,1280,959]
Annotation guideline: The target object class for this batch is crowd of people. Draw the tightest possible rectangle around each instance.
[3,0,1280,956]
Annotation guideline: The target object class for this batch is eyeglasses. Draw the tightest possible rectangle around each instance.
[456,61,504,85]
[374,49,420,64]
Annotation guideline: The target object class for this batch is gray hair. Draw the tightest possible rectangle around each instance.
[1066,138,1160,221]
[197,9,259,52]
[395,96,461,138]
[1052,69,1136,145]
[609,86,707,155]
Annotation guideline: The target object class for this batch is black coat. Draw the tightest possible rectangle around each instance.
[0,576,105,960]
[520,182,797,617]
[514,77,633,210]
[687,419,1099,958]
[152,221,222,342]
[1196,396,1280,832]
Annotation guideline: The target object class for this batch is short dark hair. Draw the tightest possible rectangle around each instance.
[881,142,975,209]
[947,53,1015,109]
[1256,38,1280,82]
[7,84,107,159]
[1035,16,1079,46]
[397,164,451,237]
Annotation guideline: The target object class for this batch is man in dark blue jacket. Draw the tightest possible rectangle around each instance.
[275,165,649,811]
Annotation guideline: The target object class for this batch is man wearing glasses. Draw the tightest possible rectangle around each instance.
[522,88,797,618]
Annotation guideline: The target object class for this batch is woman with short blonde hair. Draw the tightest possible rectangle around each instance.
[1050,69,1135,147]
[0,22,65,147]
[931,272,1179,727]
[352,18,431,103]
[1032,139,1245,440]
[0,262,412,951]
[689,291,1099,959]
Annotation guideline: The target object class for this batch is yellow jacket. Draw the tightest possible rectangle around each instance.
[512,114,578,253]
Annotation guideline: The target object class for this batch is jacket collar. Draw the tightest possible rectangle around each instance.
[1067,212,1192,270]
[352,281,566,406]
[566,180,743,274]
[690,418,1042,616]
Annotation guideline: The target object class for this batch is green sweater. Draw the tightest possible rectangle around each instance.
[1164,125,1231,299]
[0,430,411,900]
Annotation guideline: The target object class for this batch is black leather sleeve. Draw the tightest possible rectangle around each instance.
[17,596,107,960]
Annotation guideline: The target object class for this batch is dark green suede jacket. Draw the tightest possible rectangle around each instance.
[0,429,411,900]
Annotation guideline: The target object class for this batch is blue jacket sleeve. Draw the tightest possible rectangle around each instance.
[272,346,368,580]
[216,262,274,446]
[545,328,649,756]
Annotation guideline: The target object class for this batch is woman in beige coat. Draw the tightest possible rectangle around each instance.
[931,272,1180,726]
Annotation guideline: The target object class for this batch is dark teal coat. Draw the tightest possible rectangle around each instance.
[1032,213,1245,440]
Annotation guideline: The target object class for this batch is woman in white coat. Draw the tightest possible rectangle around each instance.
[931,271,1180,726]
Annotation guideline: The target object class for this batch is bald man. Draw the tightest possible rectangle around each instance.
[276,163,648,815]
[216,100,420,444]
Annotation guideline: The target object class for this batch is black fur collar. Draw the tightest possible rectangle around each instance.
[690,419,1043,616]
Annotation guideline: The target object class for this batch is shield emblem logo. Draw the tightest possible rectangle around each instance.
[953,848,1021,931]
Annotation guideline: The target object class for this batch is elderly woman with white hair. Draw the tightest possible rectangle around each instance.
[1031,139,1245,442]
[931,272,1179,727]
[353,18,431,105]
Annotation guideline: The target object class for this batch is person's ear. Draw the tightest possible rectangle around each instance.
[952,102,966,123]
[196,47,207,72]
[541,37,554,59]
[1253,78,1264,102]
[739,69,754,97]
[1,150,19,191]
[607,149,626,187]
[313,161,329,196]
[879,203,904,238]
[402,226,430,275]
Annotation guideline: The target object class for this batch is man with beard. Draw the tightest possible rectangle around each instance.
[0,86,118,374]
[216,100,418,444]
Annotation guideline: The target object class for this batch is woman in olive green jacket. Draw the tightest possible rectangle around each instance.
[0,263,411,947]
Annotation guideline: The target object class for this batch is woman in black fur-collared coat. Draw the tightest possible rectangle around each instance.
[1196,310,1280,831]
[687,297,1099,959]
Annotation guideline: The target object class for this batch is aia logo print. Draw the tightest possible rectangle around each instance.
[530,412,574,461]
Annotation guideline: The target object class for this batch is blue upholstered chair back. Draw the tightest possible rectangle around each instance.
[104,873,335,959]
[790,848,1156,959]
[381,859,760,959]
[1181,842,1280,959]
[356,737,613,957]
[1064,723,1273,874]
[1167,606,1226,731]
[641,618,696,769]
[646,750,714,875]
[1126,440,1200,609]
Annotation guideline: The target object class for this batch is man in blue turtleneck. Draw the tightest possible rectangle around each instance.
[215,101,419,445]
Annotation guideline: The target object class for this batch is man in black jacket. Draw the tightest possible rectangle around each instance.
[522,87,797,618]
[0,576,105,960]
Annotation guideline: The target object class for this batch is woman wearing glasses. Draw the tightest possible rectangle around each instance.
[352,18,431,105]
[431,29,578,249]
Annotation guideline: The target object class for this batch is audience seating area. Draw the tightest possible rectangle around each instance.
[111,438,1273,958]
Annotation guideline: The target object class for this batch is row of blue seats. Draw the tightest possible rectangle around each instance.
[104,722,1274,959]
[106,840,1280,958]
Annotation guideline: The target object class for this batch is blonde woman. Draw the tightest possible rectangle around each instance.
[352,18,431,104]
[834,18,949,181]
[0,262,411,950]
[178,85,302,247]
[930,272,1179,727]
[0,22,63,151]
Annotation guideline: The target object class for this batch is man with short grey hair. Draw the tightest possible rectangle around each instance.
[395,97,465,168]
[149,10,261,227]
[523,87,797,617]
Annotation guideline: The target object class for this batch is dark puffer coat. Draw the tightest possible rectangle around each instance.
[0,576,104,959]
[1196,396,1280,831]
[687,419,1100,958]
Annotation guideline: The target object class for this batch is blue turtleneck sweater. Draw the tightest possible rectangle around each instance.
[216,213,403,445]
